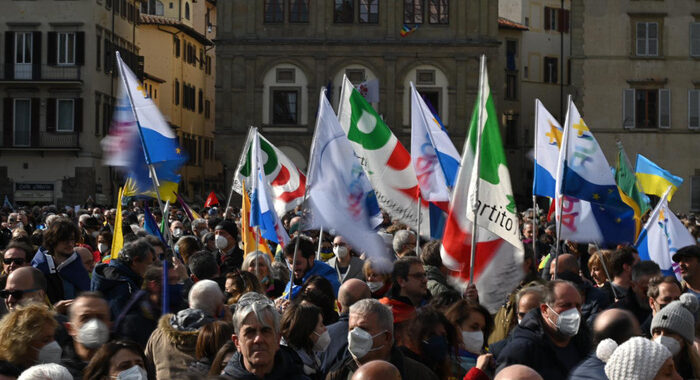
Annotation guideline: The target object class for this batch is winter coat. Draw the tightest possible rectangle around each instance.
[495,308,591,380]
[32,248,90,303]
[90,259,143,319]
[488,278,546,345]
[463,367,489,380]
[326,256,366,284]
[424,264,456,298]
[325,346,438,380]
[568,353,608,380]
[223,345,310,380]
[283,260,341,299]
[145,308,214,379]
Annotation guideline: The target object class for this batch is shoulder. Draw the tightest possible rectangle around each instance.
[402,356,439,380]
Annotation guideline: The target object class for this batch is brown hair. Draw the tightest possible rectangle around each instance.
[43,218,79,254]
[647,275,682,299]
[445,299,494,339]
[83,340,151,380]
[208,341,237,376]
[196,320,234,361]
[225,270,263,304]
[280,302,321,353]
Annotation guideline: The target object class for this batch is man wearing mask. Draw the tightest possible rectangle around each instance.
[326,236,365,284]
[641,275,682,338]
[61,292,111,378]
[496,280,591,380]
[214,220,244,274]
[191,219,209,239]
[326,299,437,380]
[78,215,100,252]
[170,220,185,240]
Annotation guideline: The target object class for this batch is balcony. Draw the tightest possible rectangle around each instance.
[0,131,80,152]
[0,64,82,83]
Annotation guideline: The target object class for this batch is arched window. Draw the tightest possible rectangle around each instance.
[402,64,449,127]
[185,2,190,20]
[262,64,309,127]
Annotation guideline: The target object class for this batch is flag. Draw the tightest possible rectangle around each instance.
[250,129,291,247]
[337,75,430,234]
[636,187,695,279]
[305,89,386,258]
[111,187,124,260]
[400,24,418,37]
[233,128,306,217]
[635,154,684,202]
[123,175,179,203]
[204,191,219,208]
[241,180,272,257]
[175,193,202,222]
[143,204,166,244]
[355,79,379,103]
[440,57,524,313]
[615,143,650,238]
[3,196,13,210]
[533,99,563,198]
[410,81,460,203]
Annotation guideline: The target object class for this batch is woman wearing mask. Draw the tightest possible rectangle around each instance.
[300,275,339,325]
[281,303,330,380]
[650,293,700,379]
[445,300,494,379]
[224,270,263,305]
[97,231,112,261]
[83,340,152,380]
[0,304,60,371]
[398,306,458,380]
[241,251,285,298]
[598,337,682,380]
[363,259,392,299]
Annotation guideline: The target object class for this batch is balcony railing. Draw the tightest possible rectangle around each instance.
[0,131,80,150]
[0,64,82,81]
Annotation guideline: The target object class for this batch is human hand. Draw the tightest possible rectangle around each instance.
[54,299,74,315]
[465,283,479,302]
[475,353,493,371]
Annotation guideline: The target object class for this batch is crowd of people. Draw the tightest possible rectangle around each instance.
[0,202,699,380]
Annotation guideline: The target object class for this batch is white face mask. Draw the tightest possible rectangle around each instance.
[77,318,110,349]
[215,235,229,250]
[654,335,682,356]
[347,327,386,360]
[114,365,148,380]
[366,281,384,293]
[36,340,62,364]
[172,228,183,238]
[546,306,581,337]
[313,330,331,352]
[333,245,349,260]
[98,243,110,254]
[461,330,484,354]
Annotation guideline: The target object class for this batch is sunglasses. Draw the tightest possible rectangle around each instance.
[2,258,25,266]
[0,287,40,299]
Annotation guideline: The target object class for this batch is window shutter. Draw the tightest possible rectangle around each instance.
[74,98,83,132]
[46,98,56,132]
[32,32,41,79]
[623,89,635,128]
[558,9,565,32]
[691,23,700,57]
[76,32,85,66]
[3,98,12,147]
[692,176,700,211]
[47,32,57,65]
[659,89,670,129]
[562,9,570,33]
[544,7,551,31]
[5,32,14,79]
[648,23,659,56]
[31,98,40,147]
[689,90,699,129]
[636,22,646,56]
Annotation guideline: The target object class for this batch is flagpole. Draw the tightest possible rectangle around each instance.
[553,95,573,280]
[254,226,260,278]
[416,193,421,256]
[593,243,618,300]
[532,100,540,262]
[316,227,324,260]
[225,127,256,215]
[468,55,487,286]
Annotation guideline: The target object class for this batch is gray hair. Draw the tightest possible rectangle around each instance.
[232,292,280,335]
[189,279,224,316]
[349,298,394,336]
[515,284,546,308]
[241,251,272,273]
[192,218,208,231]
[45,214,60,229]
[392,230,416,253]
[18,363,72,380]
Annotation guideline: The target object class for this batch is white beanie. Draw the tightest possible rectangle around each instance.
[598,337,672,380]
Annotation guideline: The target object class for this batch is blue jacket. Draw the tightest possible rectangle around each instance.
[32,248,90,302]
[283,260,341,299]
[568,353,607,380]
[91,260,143,319]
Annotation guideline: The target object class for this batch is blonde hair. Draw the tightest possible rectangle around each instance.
[588,250,613,281]
[0,304,57,365]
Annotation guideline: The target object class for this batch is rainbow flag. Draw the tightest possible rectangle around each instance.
[400,24,418,37]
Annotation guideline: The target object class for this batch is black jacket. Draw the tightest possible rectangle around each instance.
[495,308,591,380]
[217,246,245,275]
[223,345,310,380]
[91,260,143,319]
[325,346,438,380]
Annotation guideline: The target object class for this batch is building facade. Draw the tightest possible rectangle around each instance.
[215,0,503,206]
[0,0,141,206]
[571,0,700,211]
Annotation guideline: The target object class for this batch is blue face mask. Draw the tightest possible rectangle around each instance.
[422,335,449,365]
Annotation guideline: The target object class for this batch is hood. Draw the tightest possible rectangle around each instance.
[157,312,202,352]
[169,308,215,332]
[91,261,140,293]
[424,265,447,284]
[224,345,305,380]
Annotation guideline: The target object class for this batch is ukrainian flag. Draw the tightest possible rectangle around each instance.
[635,154,683,202]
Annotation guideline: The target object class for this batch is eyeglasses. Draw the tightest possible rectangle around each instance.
[333,242,346,247]
[2,258,25,266]
[407,272,427,280]
[0,287,40,299]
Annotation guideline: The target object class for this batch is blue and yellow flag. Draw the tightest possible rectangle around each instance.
[635,154,683,202]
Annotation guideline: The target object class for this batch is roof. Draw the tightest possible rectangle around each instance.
[139,14,213,46]
[498,17,529,31]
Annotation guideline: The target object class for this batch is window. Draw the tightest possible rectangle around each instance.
[428,0,448,24]
[205,56,211,75]
[102,99,111,136]
[524,66,528,78]
[623,88,670,128]
[276,68,295,83]
[543,57,558,84]
[57,99,75,132]
[141,0,164,16]
[198,89,203,114]
[289,0,309,23]
[404,0,423,24]
[636,22,659,56]
[57,33,76,65]
[95,96,101,136]
[691,22,700,57]
[264,0,283,23]
[505,114,518,148]
[14,32,33,80]
[416,70,435,85]
[359,0,378,24]
[692,176,700,211]
[174,80,180,105]
[334,0,354,23]
[106,0,111,9]
[544,7,557,31]
[205,99,211,119]
[96,32,102,70]
[506,40,517,71]
[544,7,569,32]
[419,89,440,118]
[689,89,700,129]
[13,99,31,147]
[174,36,180,57]
[506,72,517,100]
[185,2,190,20]
[199,49,204,69]
[272,89,299,124]
[345,68,366,84]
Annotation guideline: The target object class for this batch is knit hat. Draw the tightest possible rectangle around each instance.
[598,337,672,380]
[215,220,238,240]
[650,293,699,344]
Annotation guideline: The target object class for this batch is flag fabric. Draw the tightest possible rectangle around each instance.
[204,191,219,208]
[305,90,386,258]
[410,82,460,203]
[532,99,563,197]
[636,154,684,202]
[143,204,166,244]
[111,187,124,260]
[249,129,291,247]
[123,175,179,203]
[557,195,636,245]
[175,193,202,222]
[3,196,13,210]
[615,143,650,238]
[337,76,430,234]
[636,187,695,279]
[355,79,379,103]
[400,24,418,37]
[240,180,272,257]
[440,58,524,313]
[233,128,306,217]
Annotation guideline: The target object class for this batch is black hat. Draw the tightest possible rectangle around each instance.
[672,245,700,262]
[215,220,238,240]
